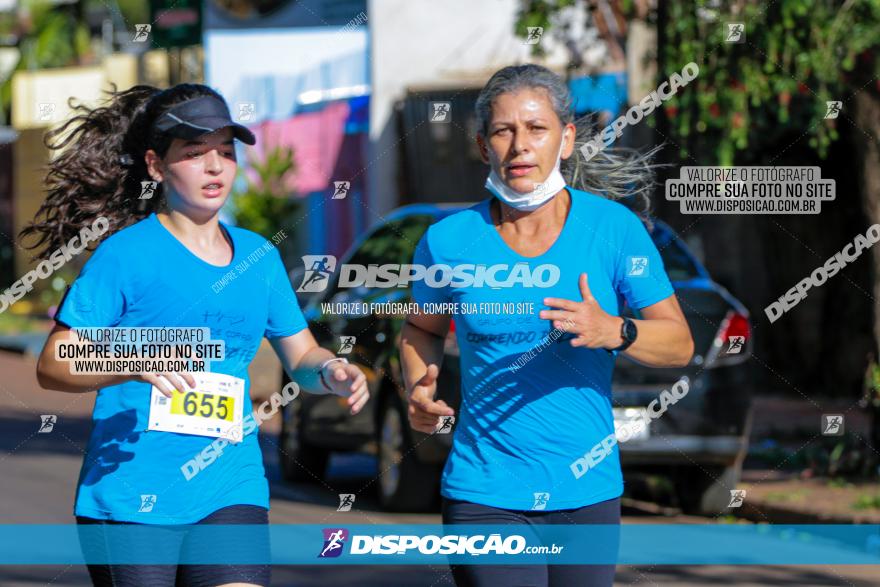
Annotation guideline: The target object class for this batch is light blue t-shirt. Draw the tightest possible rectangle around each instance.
[411,188,674,511]
[56,213,307,524]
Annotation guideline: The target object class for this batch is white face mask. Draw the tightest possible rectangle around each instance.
[484,135,567,212]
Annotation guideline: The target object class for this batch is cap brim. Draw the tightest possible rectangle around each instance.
[165,117,257,146]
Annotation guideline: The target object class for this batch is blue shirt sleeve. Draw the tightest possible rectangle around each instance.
[55,242,128,328]
[264,248,308,339]
[410,229,452,306]
[613,211,675,310]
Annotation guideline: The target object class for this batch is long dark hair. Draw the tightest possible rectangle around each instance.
[474,64,666,221]
[20,83,230,260]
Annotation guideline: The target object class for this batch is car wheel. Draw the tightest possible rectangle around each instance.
[278,398,330,483]
[376,395,442,512]
[674,463,742,515]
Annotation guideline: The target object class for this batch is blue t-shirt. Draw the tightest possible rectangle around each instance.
[56,213,307,523]
[411,188,674,511]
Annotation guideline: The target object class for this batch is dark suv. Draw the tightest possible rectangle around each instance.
[279,203,753,514]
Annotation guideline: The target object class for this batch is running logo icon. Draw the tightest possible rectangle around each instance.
[337,494,355,512]
[524,27,543,44]
[140,181,157,200]
[430,102,451,123]
[628,256,649,277]
[825,101,842,119]
[531,492,550,510]
[726,336,745,354]
[37,103,55,122]
[138,494,157,513]
[822,414,844,436]
[38,414,56,433]
[332,181,350,199]
[297,255,337,293]
[318,528,348,558]
[727,489,746,508]
[237,103,255,122]
[725,23,744,43]
[132,24,151,42]
[337,335,356,354]
[436,415,455,434]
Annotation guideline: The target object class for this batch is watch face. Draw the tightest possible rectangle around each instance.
[623,318,638,342]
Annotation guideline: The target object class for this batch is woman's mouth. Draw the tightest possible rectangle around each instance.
[507,164,535,178]
[202,182,224,197]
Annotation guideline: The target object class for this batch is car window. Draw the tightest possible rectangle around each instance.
[324,214,436,303]
[651,226,701,282]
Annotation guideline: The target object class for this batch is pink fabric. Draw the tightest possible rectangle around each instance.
[244,102,351,195]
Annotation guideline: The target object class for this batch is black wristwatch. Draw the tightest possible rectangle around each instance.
[612,317,638,352]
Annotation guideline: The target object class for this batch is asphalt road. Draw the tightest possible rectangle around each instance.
[1,351,877,586]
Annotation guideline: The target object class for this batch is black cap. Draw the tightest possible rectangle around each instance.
[151,95,256,145]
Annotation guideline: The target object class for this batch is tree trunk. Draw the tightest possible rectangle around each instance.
[852,87,880,470]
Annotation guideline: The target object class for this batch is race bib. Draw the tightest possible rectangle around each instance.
[148,372,245,442]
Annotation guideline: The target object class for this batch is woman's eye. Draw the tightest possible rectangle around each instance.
[187,152,201,158]
[494,128,510,135]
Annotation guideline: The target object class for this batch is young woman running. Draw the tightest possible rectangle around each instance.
[27,83,370,587]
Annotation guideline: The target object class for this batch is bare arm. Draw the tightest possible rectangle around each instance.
[541,273,694,369]
[269,328,369,415]
[400,312,455,433]
[618,295,694,368]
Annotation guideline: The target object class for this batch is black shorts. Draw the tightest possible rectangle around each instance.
[76,504,271,587]
[442,496,621,587]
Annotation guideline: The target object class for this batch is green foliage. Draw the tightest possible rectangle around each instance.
[517,0,880,165]
[852,492,880,510]
[232,144,301,241]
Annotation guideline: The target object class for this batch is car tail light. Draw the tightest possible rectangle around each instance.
[707,310,751,366]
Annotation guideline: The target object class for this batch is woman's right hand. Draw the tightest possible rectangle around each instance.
[407,364,455,434]
[133,371,196,398]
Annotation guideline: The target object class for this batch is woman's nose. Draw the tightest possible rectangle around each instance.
[205,150,223,173]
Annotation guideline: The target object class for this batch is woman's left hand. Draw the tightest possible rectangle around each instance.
[539,273,622,349]
[323,361,370,415]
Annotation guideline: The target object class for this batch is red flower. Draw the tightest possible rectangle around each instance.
[778,91,791,106]
[709,103,721,117]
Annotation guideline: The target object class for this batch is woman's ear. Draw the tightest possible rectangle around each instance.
[144,149,164,183]
[561,123,577,160]
[475,134,490,165]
